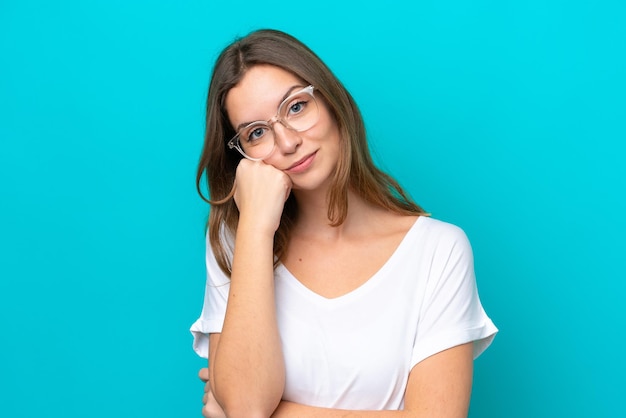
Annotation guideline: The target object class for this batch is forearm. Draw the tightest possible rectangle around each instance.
[272,402,418,417]
[213,223,285,416]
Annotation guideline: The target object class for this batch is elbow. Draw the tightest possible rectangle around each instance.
[215,390,282,418]
[220,403,278,418]
[212,365,285,417]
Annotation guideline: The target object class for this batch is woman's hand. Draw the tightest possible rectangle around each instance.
[234,159,292,234]
[199,367,226,418]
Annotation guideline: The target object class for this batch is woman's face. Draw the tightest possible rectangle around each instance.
[224,64,341,192]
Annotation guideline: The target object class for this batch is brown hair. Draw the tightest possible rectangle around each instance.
[196,29,427,276]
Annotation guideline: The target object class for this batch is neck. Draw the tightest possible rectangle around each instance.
[291,187,377,240]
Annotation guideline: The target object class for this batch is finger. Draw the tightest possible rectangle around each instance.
[284,182,292,202]
[198,367,209,382]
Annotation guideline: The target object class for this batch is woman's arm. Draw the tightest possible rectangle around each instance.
[200,342,473,417]
[271,343,474,418]
[209,160,291,417]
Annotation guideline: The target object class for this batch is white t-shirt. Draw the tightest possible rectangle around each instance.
[190,216,498,410]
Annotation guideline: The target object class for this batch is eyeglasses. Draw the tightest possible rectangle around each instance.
[227,85,319,161]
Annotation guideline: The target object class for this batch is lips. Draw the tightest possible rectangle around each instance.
[286,151,317,173]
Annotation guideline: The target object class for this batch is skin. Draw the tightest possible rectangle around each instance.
[202,64,475,417]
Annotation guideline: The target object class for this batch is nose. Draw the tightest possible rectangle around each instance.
[272,120,301,154]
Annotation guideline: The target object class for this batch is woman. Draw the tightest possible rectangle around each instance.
[190,29,497,417]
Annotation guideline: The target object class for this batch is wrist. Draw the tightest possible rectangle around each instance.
[237,215,279,237]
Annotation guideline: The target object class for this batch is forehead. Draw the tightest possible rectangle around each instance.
[225,65,305,125]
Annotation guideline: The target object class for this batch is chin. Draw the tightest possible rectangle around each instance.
[290,169,335,192]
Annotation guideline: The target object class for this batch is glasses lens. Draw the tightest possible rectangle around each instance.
[238,122,275,160]
[278,89,319,132]
[233,87,319,160]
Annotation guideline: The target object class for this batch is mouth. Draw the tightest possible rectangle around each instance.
[286,151,317,173]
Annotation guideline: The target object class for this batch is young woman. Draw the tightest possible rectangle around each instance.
[190,29,497,417]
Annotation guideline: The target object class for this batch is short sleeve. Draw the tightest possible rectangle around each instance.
[410,224,497,368]
[189,231,232,359]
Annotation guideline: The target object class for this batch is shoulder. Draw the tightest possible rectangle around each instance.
[415,216,471,249]
[406,217,475,272]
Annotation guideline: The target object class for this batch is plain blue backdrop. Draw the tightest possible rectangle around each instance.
[1,1,624,417]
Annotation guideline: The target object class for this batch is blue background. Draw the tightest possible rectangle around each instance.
[1,1,624,417]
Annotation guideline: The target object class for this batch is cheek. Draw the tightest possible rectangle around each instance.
[314,109,341,145]
[321,124,342,152]
[261,153,283,168]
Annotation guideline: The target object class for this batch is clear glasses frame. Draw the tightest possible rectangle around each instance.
[227,85,318,161]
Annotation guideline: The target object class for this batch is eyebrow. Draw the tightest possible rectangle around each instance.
[235,84,306,131]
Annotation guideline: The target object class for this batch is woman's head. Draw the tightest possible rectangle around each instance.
[197,29,365,209]
[224,64,342,192]
[197,29,425,275]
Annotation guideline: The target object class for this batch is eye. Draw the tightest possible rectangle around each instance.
[287,99,308,116]
[244,125,268,144]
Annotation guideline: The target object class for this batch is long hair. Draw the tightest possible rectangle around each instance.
[196,29,427,276]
